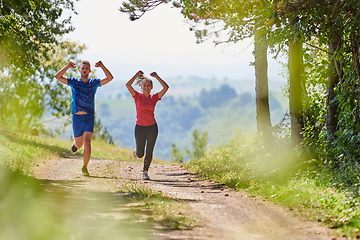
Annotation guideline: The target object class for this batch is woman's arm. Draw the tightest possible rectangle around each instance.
[126,70,143,96]
[150,72,169,98]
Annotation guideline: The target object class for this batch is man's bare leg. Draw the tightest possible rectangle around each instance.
[72,133,92,176]
[73,135,84,149]
[82,131,93,168]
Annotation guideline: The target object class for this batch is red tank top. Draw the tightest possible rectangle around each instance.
[133,91,160,126]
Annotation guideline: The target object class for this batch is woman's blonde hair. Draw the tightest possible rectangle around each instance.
[135,75,153,86]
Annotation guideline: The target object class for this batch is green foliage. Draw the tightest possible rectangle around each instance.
[0,167,69,240]
[0,0,76,69]
[298,39,360,189]
[119,0,172,21]
[0,41,86,134]
[117,1,360,236]
[171,129,208,162]
[188,132,299,188]
[186,129,208,160]
[95,82,284,160]
[118,0,360,173]
[93,118,115,145]
[119,182,196,230]
[174,0,267,44]
[0,129,130,175]
[0,130,70,174]
[187,132,360,237]
[0,166,155,240]
[0,0,88,137]
[0,131,184,239]
[171,143,184,163]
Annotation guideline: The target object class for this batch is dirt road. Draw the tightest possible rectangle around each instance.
[32,157,344,240]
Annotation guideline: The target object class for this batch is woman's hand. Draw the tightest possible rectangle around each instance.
[150,72,158,78]
[137,70,144,78]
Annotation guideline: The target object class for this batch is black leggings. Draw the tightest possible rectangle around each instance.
[134,123,158,172]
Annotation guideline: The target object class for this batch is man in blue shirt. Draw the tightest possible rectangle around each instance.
[55,60,114,176]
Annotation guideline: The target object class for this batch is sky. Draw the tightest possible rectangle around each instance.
[64,0,286,82]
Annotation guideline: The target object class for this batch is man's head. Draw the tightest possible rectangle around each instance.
[79,61,91,79]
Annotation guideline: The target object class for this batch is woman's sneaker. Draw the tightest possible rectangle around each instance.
[81,166,90,176]
[142,172,150,180]
[71,144,78,154]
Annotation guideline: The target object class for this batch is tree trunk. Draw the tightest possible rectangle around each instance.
[350,33,360,123]
[326,32,342,143]
[254,31,272,136]
[288,39,304,146]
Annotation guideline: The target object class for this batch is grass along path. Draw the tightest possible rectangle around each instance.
[31,157,345,240]
[0,131,351,239]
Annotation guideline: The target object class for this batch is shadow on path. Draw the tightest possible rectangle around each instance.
[38,178,163,240]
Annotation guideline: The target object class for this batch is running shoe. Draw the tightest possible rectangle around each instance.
[71,144,78,154]
[142,172,150,180]
[81,166,90,176]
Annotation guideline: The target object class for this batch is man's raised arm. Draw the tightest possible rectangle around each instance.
[95,61,114,86]
[55,61,76,84]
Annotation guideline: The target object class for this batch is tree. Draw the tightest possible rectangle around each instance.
[326,31,342,143]
[186,130,208,160]
[288,38,304,145]
[93,118,115,145]
[171,143,184,163]
[254,31,272,134]
[120,0,360,166]
[0,0,78,133]
[271,0,360,169]
[0,41,86,133]
[0,0,76,70]
[120,0,275,136]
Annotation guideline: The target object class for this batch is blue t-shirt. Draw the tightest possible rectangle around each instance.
[67,77,101,114]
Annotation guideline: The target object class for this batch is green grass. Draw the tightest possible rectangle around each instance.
[0,130,69,174]
[0,167,67,240]
[4,129,359,238]
[0,130,193,240]
[186,133,360,238]
[119,182,199,230]
[0,130,133,174]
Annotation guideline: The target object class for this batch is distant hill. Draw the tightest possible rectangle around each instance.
[46,77,288,161]
[95,76,286,98]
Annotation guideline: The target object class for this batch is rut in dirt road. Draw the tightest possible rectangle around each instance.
[33,158,345,240]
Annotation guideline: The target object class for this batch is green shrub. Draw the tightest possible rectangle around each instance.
[187,132,360,237]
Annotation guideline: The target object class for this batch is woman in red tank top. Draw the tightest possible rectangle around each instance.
[126,70,169,180]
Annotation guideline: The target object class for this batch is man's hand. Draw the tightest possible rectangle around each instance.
[95,61,104,68]
[97,61,114,86]
[67,61,76,68]
[55,62,75,84]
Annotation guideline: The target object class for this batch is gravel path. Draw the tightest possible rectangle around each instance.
[32,158,344,240]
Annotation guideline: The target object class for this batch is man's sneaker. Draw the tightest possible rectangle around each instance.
[71,144,78,154]
[142,172,150,180]
[81,166,90,176]
[133,150,138,158]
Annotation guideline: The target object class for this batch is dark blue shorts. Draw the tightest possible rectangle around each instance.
[72,114,95,138]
